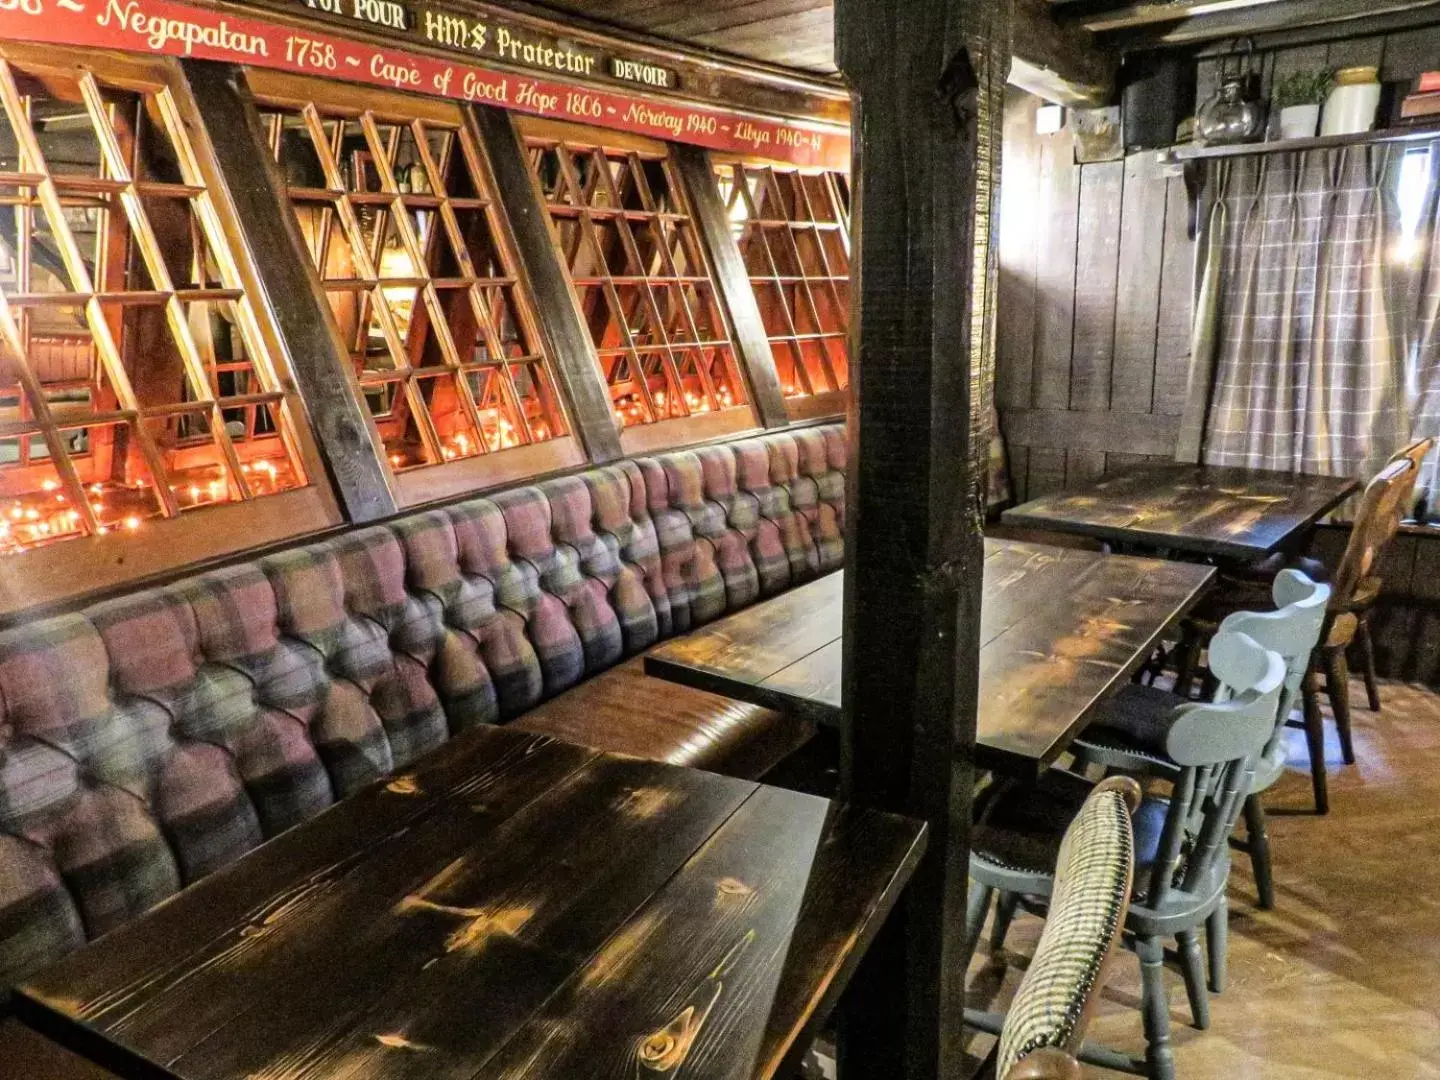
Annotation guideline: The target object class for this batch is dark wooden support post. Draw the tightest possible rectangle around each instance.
[470,105,624,464]
[671,144,790,430]
[179,60,398,524]
[834,1,1008,1077]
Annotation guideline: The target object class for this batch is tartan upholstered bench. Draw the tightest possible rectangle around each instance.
[0,423,844,1002]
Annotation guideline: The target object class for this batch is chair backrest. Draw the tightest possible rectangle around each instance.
[997,777,1140,1080]
[1332,458,1416,608]
[1388,438,1434,531]
[1222,570,1331,767]
[1146,630,1285,909]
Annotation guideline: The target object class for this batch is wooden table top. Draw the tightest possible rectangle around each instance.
[645,540,1215,773]
[15,727,926,1080]
[1001,462,1359,560]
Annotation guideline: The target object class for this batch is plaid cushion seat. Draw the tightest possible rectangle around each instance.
[0,424,846,993]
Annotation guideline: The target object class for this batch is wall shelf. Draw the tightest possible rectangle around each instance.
[1161,120,1440,164]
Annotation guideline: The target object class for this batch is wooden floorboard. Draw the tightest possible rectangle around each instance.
[964,677,1440,1077]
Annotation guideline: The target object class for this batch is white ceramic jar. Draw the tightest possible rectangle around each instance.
[1321,66,1382,136]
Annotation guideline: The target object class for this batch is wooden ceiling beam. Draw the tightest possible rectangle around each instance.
[1075,0,1440,47]
[1010,0,1115,106]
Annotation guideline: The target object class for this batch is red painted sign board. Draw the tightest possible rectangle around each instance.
[0,0,851,169]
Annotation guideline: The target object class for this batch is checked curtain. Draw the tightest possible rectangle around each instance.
[1181,145,1411,493]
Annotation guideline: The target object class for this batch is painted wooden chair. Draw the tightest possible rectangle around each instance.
[969,776,1140,1080]
[1069,569,1329,911]
[965,630,1285,1080]
[1176,453,1418,812]
[1299,455,1418,807]
[1347,438,1433,712]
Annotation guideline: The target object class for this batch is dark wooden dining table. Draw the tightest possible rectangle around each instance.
[14,725,926,1080]
[645,539,1215,773]
[1001,462,1359,562]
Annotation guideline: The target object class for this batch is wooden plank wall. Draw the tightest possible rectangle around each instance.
[996,88,1192,502]
[997,24,1440,505]
[996,25,1440,683]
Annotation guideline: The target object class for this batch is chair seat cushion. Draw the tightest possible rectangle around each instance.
[509,656,815,780]
[1074,684,1184,759]
[973,770,1168,894]
[1229,551,1331,585]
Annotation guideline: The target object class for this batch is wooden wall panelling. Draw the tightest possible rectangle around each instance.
[1325,34,1387,70]
[1196,56,1222,116]
[1066,449,1107,486]
[1026,447,1067,498]
[1367,532,1419,679]
[469,105,625,465]
[1032,124,1080,411]
[1001,407,1183,455]
[1007,443,1031,503]
[996,90,1040,413]
[1153,173,1195,416]
[1111,152,1167,413]
[1069,159,1123,411]
[671,145,791,429]
[1381,25,1440,81]
[184,60,397,523]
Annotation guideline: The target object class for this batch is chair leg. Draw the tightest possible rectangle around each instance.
[1244,793,1275,911]
[1357,616,1382,713]
[1176,929,1211,1030]
[1302,665,1330,815]
[1136,934,1176,1080]
[962,883,994,974]
[989,892,1019,954]
[1324,646,1356,766]
[1174,628,1204,700]
[1205,894,1229,994]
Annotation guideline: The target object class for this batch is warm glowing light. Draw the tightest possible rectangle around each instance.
[390,453,404,467]
[40,479,58,492]
[124,516,140,531]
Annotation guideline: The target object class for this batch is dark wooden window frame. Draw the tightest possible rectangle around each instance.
[517,116,763,456]
[246,70,587,509]
[714,155,852,423]
[0,44,340,617]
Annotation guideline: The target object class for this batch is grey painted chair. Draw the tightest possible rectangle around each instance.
[964,630,1286,1080]
[1070,570,1330,912]
[968,776,1140,1080]
[1221,571,1331,909]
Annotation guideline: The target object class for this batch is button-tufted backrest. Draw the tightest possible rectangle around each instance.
[0,425,845,991]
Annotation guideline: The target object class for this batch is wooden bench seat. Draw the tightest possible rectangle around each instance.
[0,424,845,996]
[513,655,815,779]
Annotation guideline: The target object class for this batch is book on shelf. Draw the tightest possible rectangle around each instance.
[1401,90,1440,121]
[1417,71,1440,94]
